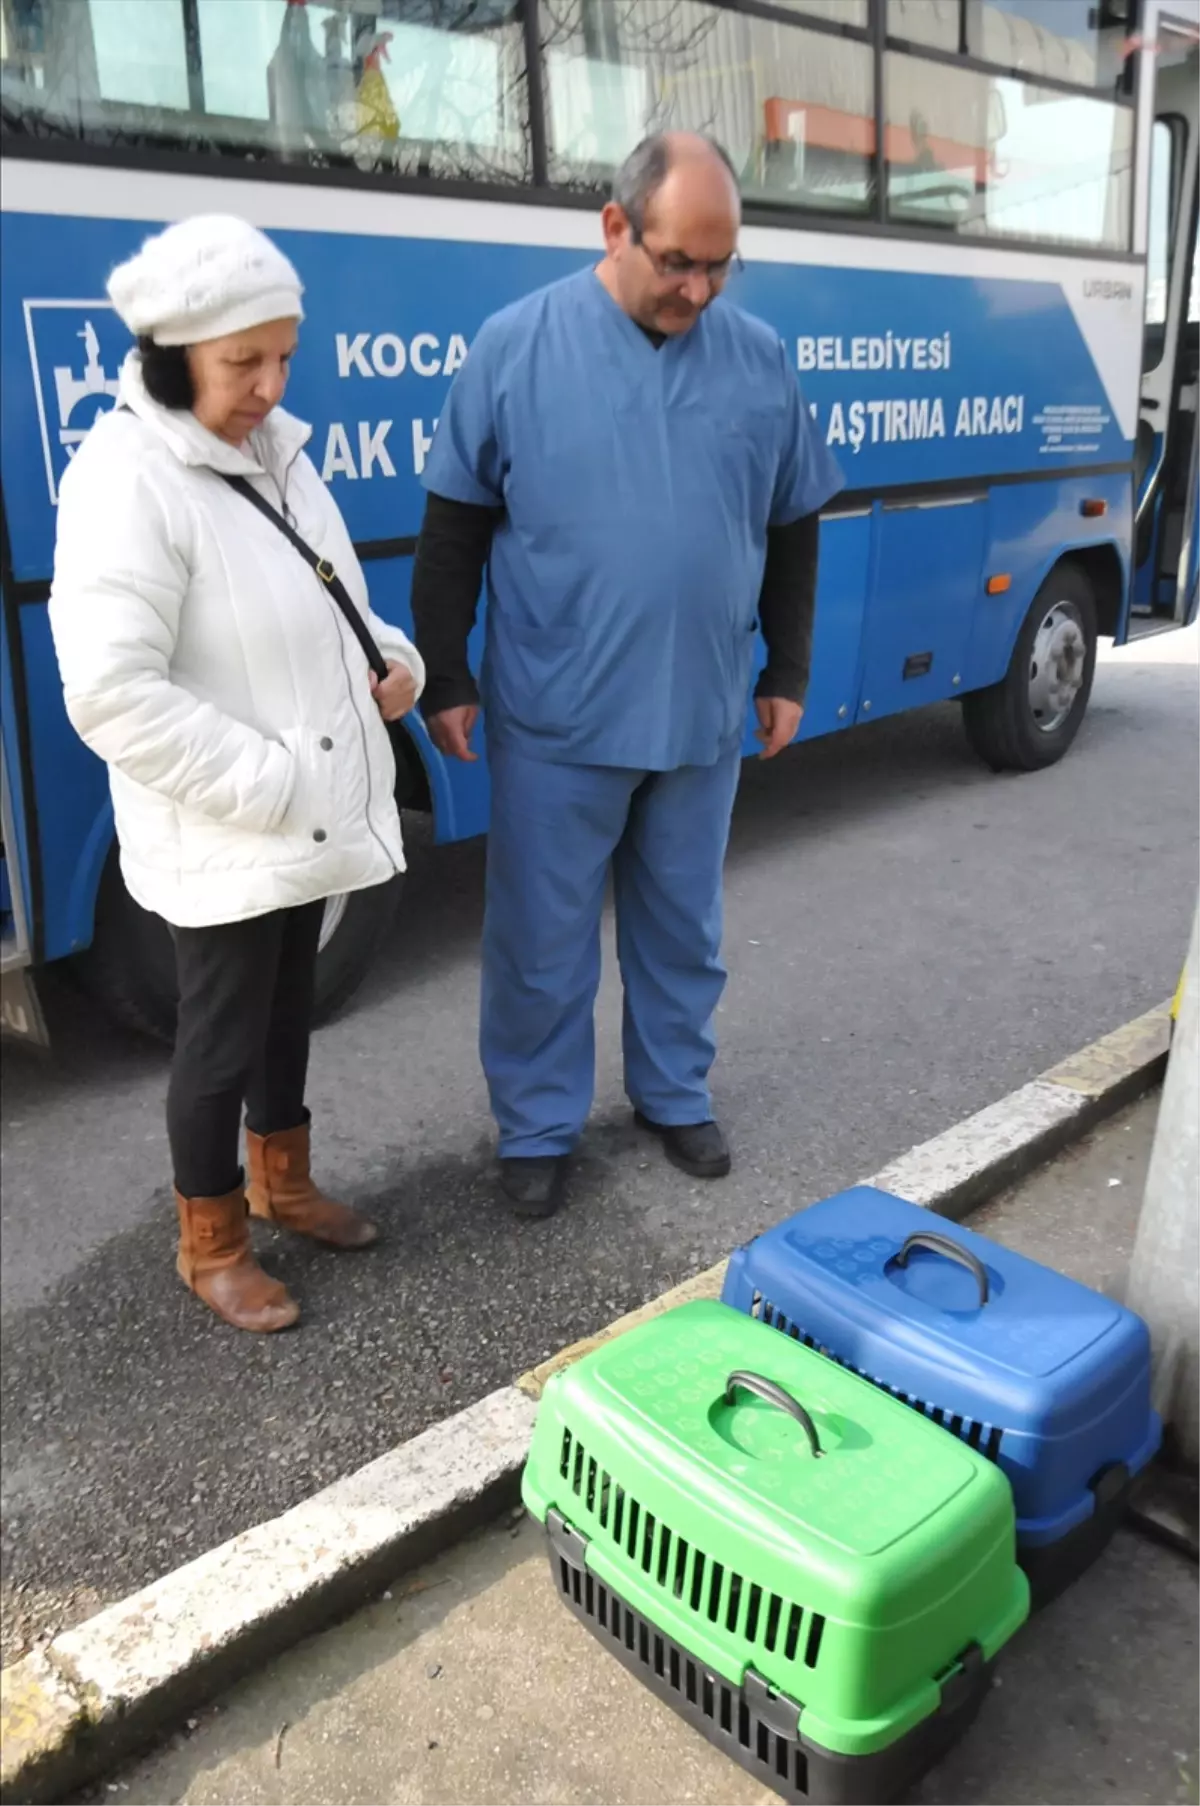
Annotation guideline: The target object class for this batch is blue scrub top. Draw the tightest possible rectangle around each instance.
[424,268,843,770]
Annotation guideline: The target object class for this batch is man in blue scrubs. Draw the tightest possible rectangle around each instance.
[411,132,843,1218]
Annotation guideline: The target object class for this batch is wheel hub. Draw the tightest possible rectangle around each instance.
[1028,602,1086,733]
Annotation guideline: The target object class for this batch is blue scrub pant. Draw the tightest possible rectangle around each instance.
[481,743,742,1158]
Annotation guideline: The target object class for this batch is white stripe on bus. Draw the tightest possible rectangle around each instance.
[2,156,1144,435]
[2,156,1140,289]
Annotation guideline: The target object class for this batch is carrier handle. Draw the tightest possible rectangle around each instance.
[893,1232,989,1306]
[725,1371,822,1458]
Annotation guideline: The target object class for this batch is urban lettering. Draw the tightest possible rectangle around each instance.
[336,331,469,379]
[320,420,403,481]
[412,417,438,475]
[798,332,952,374]
[824,395,947,453]
[321,421,356,480]
[954,394,1024,437]
[358,419,396,479]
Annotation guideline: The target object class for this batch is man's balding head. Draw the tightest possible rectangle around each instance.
[613,132,741,234]
[600,133,742,336]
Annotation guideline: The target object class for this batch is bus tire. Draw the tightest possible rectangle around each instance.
[961,564,1098,772]
[73,849,405,1046]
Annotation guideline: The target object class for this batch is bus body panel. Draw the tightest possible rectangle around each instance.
[1,182,1141,580]
[963,472,1134,689]
[791,508,873,741]
[0,166,1150,973]
[1,593,36,964]
[11,600,112,965]
[857,495,988,722]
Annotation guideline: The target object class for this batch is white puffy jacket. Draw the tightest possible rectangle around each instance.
[49,355,424,929]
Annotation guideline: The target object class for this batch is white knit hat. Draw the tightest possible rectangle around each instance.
[107,215,305,347]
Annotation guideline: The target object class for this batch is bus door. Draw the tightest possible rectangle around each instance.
[1135,17,1199,630]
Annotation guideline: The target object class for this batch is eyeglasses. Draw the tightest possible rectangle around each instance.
[630,226,744,287]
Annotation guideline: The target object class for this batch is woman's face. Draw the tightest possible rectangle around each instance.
[186,317,300,446]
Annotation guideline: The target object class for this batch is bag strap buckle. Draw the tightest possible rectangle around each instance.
[315,558,336,585]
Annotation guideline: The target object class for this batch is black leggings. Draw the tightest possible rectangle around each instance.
[167,902,324,1198]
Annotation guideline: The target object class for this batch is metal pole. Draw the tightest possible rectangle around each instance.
[1126,899,1199,1552]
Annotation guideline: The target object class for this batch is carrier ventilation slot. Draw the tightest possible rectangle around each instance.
[558,1426,824,1670]
[749,1295,1006,1465]
[555,1558,810,1797]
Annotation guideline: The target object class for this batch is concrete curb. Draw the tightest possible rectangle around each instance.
[0,1002,1170,1805]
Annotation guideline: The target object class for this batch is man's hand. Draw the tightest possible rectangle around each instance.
[754,696,803,759]
[369,660,419,723]
[428,704,480,762]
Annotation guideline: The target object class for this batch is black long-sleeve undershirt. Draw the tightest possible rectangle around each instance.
[410,493,499,719]
[411,492,820,722]
[755,508,819,706]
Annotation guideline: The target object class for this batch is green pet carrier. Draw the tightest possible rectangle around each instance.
[522,1301,1029,1805]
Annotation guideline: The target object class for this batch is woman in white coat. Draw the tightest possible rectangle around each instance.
[49,215,425,1334]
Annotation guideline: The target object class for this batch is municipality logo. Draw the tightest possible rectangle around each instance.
[23,300,125,504]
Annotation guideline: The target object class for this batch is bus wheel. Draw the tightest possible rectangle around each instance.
[73,850,404,1045]
[962,564,1098,772]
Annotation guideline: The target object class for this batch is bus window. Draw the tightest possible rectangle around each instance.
[885,51,1133,249]
[890,0,1133,94]
[764,0,869,23]
[0,0,533,183]
[543,0,875,217]
[965,0,1132,96]
[1144,119,1181,374]
[89,0,190,111]
[888,0,961,53]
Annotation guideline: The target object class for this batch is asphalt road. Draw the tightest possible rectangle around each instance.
[2,625,1196,1662]
[89,1099,1197,1806]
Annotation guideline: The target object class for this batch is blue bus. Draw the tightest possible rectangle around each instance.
[2,0,1197,1045]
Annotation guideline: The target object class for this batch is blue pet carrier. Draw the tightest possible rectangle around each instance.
[722,1186,1161,1607]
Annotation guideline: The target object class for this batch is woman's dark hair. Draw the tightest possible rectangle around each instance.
[136,336,195,410]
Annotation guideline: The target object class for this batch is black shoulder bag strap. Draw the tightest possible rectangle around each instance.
[221,474,389,682]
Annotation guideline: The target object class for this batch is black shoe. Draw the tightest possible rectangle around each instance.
[634,1112,731,1179]
[498,1156,569,1219]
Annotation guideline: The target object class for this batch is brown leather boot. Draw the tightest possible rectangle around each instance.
[175,1187,299,1333]
[246,1122,378,1249]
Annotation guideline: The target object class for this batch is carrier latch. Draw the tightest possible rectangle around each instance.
[546,1506,590,1572]
[745,1669,803,1739]
[937,1641,984,1715]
